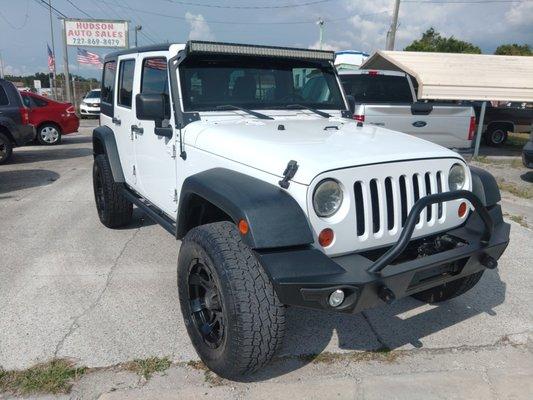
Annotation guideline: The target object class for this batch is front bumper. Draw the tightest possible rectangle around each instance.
[256,191,510,313]
[80,104,100,115]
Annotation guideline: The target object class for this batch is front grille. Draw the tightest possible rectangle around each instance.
[354,170,446,239]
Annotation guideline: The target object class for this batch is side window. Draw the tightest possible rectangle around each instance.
[140,57,170,117]
[33,97,48,107]
[118,59,135,108]
[0,87,9,106]
[101,61,116,105]
[21,94,31,107]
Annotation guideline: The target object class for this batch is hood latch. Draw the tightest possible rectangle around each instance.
[279,160,299,189]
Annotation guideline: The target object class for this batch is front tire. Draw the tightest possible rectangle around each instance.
[92,154,132,228]
[178,221,286,379]
[0,132,13,164]
[411,270,484,303]
[37,124,62,145]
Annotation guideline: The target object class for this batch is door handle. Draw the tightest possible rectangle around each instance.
[112,117,121,125]
[131,125,144,135]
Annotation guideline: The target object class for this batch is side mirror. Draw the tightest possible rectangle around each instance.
[136,93,168,121]
[346,95,355,112]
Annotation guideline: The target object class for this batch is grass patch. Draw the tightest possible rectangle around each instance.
[299,348,399,365]
[472,156,524,169]
[124,357,171,380]
[186,360,208,371]
[0,359,86,395]
[504,213,529,228]
[507,132,530,148]
[497,179,533,199]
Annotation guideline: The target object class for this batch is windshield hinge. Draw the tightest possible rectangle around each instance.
[171,143,177,158]
[172,189,178,203]
[278,160,299,189]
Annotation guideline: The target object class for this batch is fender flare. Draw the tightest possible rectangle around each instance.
[177,168,314,250]
[470,166,501,207]
[92,125,125,182]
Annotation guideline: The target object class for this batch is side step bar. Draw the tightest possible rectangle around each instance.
[121,186,176,235]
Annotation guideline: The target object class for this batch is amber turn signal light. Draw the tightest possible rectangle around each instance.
[238,219,249,235]
[318,228,334,247]
[458,202,468,218]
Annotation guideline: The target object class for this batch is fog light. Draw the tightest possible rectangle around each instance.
[328,289,345,307]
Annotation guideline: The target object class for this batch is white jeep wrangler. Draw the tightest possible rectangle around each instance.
[92,41,509,378]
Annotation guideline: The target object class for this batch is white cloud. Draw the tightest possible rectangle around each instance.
[309,39,351,51]
[185,12,215,41]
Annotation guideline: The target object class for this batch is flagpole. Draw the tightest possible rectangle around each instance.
[47,0,57,100]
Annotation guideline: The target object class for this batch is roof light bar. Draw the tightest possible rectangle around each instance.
[187,40,334,61]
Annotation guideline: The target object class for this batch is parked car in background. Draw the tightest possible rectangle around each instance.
[0,79,35,164]
[468,102,533,146]
[80,89,101,118]
[20,91,79,145]
[339,69,476,149]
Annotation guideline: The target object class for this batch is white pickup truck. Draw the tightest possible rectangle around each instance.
[339,69,476,149]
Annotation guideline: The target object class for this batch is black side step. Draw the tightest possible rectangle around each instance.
[121,186,176,235]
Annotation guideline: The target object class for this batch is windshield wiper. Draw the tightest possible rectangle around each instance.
[286,104,331,118]
[216,105,273,120]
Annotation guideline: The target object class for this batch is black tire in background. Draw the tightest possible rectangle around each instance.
[484,126,508,146]
[411,270,484,303]
[37,124,62,145]
[178,221,286,379]
[92,154,133,228]
[0,132,13,165]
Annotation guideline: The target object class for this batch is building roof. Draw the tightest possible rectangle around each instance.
[361,50,533,102]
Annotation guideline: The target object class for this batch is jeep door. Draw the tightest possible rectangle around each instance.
[132,54,177,217]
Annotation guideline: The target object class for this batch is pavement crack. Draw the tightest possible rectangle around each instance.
[362,311,390,350]
[53,224,143,358]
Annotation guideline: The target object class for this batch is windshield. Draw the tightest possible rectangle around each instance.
[85,90,100,99]
[340,74,413,103]
[180,56,345,112]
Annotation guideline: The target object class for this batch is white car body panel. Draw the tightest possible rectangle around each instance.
[339,70,475,149]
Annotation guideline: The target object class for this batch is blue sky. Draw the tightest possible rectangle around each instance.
[1,0,532,79]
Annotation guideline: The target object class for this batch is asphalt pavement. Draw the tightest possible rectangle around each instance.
[0,120,531,399]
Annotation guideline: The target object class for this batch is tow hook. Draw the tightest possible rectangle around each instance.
[480,253,498,269]
[378,285,396,304]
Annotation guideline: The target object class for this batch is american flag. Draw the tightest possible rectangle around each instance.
[77,48,103,67]
[145,58,167,71]
[47,44,55,73]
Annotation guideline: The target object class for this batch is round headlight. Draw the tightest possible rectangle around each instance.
[313,179,343,218]
[448,163,466,191]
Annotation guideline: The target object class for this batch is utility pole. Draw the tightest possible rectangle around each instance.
[0,51,5,79]
[61,19,72,103]
[135,25,142,47]
[386,0,401,50]
[317,18,324,50]
[48,0,58,99]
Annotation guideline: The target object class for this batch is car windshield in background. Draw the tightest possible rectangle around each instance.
[85,90,100,99]
[340,74,413,103]
[180,57,345,111]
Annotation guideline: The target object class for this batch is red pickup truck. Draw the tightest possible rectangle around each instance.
[20,91,79,145]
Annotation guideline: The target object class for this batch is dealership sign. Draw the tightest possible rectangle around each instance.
[65,19,129,48]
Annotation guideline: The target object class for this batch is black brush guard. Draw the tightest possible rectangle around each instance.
[255,190,509,313]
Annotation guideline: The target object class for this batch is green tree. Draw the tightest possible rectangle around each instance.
[404,28,481,54]
[494,43,531,56]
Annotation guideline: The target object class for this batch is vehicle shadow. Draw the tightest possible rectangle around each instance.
[241,269,506,382]
[520,171,533,183]
[0,169,60,196]
[11,145,92,164]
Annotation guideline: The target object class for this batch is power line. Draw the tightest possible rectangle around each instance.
[64,0,94,18]
[158,0,337,9]
[34,0,67,18]
[0,0,30,30]
[113,0,161,44]
[404,0,532,3]
[94,0,389,26]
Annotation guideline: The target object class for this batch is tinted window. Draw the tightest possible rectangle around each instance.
[141,57,170,117]
[340,74,413,103]
[180,57,344,111]
[118,59,135,108]
[33,97,48,107]
[0,87,8,106]
[85,90,101,99]
[101,61,116,104]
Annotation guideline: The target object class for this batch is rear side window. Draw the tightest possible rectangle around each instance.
[141,57,170,117]
[340,74,413,103]
[33,97,48,107]
[0,87,9,106]
[118,59,135,108]
[101,61,116,105]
